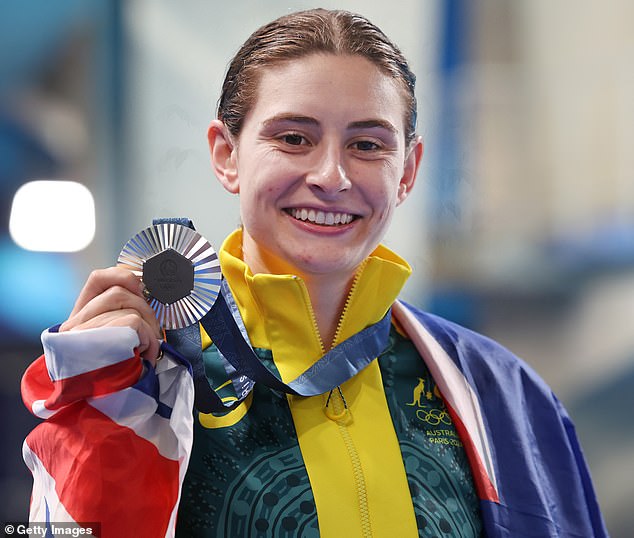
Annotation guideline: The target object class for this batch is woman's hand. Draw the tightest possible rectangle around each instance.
[59,267,163,364]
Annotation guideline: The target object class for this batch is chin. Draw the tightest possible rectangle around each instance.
[287,248,367,278]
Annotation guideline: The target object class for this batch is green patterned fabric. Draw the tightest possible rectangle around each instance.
[176,327,482,537]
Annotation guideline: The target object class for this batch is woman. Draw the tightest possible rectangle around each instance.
[21,9,607,538]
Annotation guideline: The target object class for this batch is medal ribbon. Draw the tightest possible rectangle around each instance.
[158,218,392,413]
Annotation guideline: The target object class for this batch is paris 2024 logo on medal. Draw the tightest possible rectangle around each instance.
[117,222,221,330]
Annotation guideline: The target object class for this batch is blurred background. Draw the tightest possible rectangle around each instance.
[1,0,632,535]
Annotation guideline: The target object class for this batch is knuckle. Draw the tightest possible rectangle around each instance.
[88,266,126,285]
[119,311,143,329]
[105,285,130,302]
[87,268,106,283]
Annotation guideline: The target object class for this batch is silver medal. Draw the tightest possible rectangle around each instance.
[117,223,221,329]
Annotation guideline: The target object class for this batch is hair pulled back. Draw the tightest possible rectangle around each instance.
[218,9,417,144]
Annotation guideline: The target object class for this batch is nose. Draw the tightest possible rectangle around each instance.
[306,144,352,196]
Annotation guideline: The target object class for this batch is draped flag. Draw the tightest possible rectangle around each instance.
[20,303,608,537]
[21,326,194,538]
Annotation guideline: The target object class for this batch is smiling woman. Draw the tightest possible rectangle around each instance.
[209,53,422,346]
[19,8,607,538]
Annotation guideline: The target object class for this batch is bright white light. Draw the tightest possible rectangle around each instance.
[9,180,96,252]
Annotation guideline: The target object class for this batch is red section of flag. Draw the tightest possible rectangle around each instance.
[22,354,143,414]
[444,398,500,503]
[25,401,180,537]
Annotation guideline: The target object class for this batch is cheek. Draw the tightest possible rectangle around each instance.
[377,204,396,225]
[364,176,402,219]
[238,184,283,238]
[371,185,401,226]
[239,157,298,200]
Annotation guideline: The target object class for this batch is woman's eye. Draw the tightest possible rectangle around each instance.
[352,140,380,151]
[282,133,306,146]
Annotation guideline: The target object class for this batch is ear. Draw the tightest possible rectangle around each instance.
[208,119,239,194]
[396,136,423,206]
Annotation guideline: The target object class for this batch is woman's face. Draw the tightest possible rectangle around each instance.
[214,53,422,280]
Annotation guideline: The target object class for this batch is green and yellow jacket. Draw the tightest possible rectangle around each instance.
[22,228,607,537]
[176,229,482,537]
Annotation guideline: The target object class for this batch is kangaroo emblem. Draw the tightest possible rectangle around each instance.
[407,377,437,407]
[407,378,426,406]
[407,377,452,427]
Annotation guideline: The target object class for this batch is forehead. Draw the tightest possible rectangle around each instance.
[247,54,408,132]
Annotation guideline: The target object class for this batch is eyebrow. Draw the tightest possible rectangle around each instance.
[347,119,398,135]
[261,114,398,134]
[261,114,319,129]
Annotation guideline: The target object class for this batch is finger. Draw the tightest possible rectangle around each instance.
[68,310,162,365]
[102,312,162,364]
[62,285,160,337]
[70,267,145,318]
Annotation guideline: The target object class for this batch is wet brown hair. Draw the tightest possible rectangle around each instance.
[217,8,417,144]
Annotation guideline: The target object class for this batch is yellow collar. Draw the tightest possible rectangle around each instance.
[203,229,411,383]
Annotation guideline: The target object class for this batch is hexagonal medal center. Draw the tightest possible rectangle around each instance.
[143,248,194,305]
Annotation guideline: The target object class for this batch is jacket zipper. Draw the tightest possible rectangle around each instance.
[303,263,373,537]
[330,259,367,348]
[328,389,373,538]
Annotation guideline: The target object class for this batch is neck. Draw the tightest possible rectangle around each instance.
[302,272,355,349]
[242,241,357,349]
[217,228,412,381]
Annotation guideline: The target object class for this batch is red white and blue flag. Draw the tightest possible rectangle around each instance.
[21,304,608,537]
[21,326,194,537]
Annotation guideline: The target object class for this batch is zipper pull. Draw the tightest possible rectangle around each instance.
[324,386,352,423]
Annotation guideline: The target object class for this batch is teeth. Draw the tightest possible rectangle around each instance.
[288,208,355,226]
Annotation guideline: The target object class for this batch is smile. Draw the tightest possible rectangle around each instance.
[285,208,357,226]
